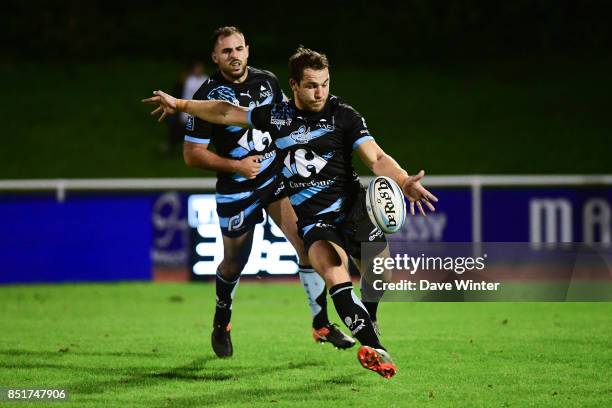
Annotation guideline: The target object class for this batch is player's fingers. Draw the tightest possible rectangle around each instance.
[427,192,439,202]
[412,170,425,182]
[158,111,167,122]
[252,155,263,163]
[417,200,426,216]
[142,96,159,104]
[410,201,415,216]
[424,198,436,212]
[150,107,162,116]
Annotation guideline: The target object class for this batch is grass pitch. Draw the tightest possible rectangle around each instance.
[1,282,611,407]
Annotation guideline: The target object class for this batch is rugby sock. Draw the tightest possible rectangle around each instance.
[214,269,240,328]
[360,277,382,322]
[329,282,383,350]
[298,265,329,329]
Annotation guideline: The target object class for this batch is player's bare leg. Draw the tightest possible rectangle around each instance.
[266,198,355,349]
[308,240,396,378]
[211,229,255,358]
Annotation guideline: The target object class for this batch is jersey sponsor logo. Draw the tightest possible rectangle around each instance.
[288,178,335,189]
[271,117,292,127]
[259,82,273,99]
[270,104,296,129]
[207,86,239,105]
[283,148,328,178]
[275,126,333,149]
[240,90,252,99]
[186,115,194,131]
[238,129,273,153]
[316,118,335,131]
[289,126,312,144]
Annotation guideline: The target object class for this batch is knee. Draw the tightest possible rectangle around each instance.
[219,257,248,280]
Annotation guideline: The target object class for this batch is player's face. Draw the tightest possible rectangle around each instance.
[291,68,330,112]
[212,33,249,82]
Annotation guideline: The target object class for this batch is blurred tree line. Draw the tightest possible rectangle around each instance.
[3,0,610,64]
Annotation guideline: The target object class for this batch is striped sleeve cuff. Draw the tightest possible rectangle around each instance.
[184,135,210,144]
[352,135,374,150]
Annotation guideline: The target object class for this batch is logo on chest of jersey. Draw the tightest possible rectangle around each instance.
[316,118,335,131]
[207,86,239,105]
[289,126,313,144]
[238,129,273,153]
[270,118,292,127]
[270,104,295,129]
[283,149,330,179]
[259,83,273,99]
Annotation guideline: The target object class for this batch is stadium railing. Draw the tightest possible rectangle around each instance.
[1,175,611,244]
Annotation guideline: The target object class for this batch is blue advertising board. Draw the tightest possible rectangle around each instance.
[482,188,612,242]
[1,182,609,283]
[0,194,153,284]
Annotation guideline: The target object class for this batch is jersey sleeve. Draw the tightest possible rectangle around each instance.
[247,104,274,133]
[343,104,375,150]
[272,74,286,103]
[184,83,213,144]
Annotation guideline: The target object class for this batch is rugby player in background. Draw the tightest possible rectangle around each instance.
[182,29,354,358]
[144,47,437,378]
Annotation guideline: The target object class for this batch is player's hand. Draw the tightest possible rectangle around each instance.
[142,90,178,122]
[235,155,262,179]
[401,170,438,216]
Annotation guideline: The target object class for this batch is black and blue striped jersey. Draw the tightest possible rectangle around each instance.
[248,95,375,229]
[185,67,284,194]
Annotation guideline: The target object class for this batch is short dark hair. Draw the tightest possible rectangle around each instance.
[211,26,245,50]
[288,46,329,84]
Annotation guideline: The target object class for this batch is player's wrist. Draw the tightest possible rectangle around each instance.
[228,159,240,173]
[395,172,409,187]
[175,99,188,112]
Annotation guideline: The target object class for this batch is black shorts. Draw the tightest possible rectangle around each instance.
[216,175,286,237]
[298,187,387,259]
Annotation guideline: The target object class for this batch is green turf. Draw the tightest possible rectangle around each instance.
[2,57,611,179]
[0,283,611,407]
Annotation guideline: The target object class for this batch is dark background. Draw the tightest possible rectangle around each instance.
[2,1,611,177]
[5,1,611,63]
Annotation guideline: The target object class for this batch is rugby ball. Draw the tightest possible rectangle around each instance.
[365,176,406,234]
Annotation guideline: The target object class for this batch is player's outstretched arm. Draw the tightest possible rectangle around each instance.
[356,140,438,216]
[142,90,249,127]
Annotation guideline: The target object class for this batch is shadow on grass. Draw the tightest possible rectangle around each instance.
[0,349,165,358]
[157,372,361,407]
[0,350,334,402]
